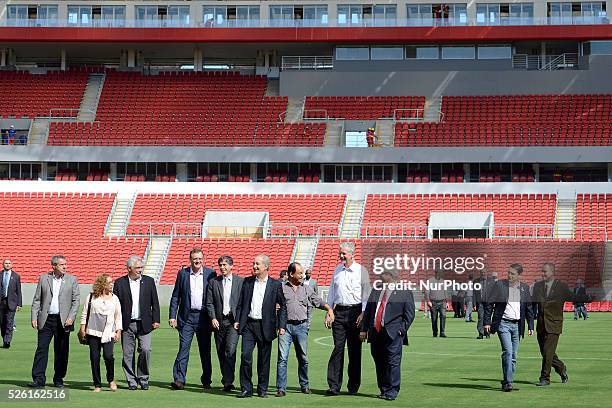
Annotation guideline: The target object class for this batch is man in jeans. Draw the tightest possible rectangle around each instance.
[425,269,449,338]
[275,262,334,397]
[484,263,534,392]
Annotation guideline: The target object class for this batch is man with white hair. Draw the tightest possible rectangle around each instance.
[326,242,371,396]
[113,255,160,390]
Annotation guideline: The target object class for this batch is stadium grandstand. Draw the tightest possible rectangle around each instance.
[0,0,611,312]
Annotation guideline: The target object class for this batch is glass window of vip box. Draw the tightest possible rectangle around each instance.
[406,3,467,26]
[476,3,534,25]
[203,5,260,27]
[135,6,190,27]
[548,2,607,24]
[7,4,59,26]
[336,47,370,60]
[441,46,475,59]
[406,45,439,59]
[269,5,328,26]
[67,5,125,26]
[371,46,404,60]
[337,4,396,26]
[477,45,511,59]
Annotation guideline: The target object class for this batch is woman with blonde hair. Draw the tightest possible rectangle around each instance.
[80,274,122,392]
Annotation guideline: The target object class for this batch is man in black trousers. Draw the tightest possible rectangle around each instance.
[113,255,160,390]
[360,269,415,401]
[234,254,287,398]
[169,248,216,390]
[206,255,244,392]
[0,259,22,348]
[326,242,371,396]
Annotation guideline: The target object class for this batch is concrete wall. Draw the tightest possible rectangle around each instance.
[280,55,612,98]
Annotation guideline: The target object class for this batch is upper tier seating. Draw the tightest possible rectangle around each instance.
[0,192,146,282]
[128,193,347,236]
[304,96,425,120]
[362,194,556,236]
[0,71,88,118]
[161,238,295,284]
[48,72,323,146]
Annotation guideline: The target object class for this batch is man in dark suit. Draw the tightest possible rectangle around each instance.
[360,269,414,401]
[113,255,160,390]
[484,263,534,392]
[0,259,22,348]
[29,255,80,388]
[572,279,588,320]
[169,248,216,390]
[205,255,244,392]
[234,254,287,398]
[532,263,587,386]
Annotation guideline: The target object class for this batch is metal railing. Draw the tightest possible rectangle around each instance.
[302,109,331,121]
[3,16,611,28]
[281,56,334,71]
[513,53,579,70]
[541,53,579,70]
[393,108,426,123]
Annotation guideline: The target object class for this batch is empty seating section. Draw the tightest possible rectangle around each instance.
[47,72,325,146]
[395,122,612,146]
[362,194,556,236]
[127,194,347,236]
[304,96,425,120]
[0,192,146,282]
[161,238,295,284]
[0,71,88,118]
[575,194,612,240]
[312,239,603,287]
[396,94,612,146]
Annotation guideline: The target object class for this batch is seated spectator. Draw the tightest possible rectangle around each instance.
[8,125,16,144]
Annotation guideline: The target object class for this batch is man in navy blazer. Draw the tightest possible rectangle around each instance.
[169,248,216,390]
[484,263,534,392]
[360,269,414,401]
[1,259,22,348]
[234,254,287,398]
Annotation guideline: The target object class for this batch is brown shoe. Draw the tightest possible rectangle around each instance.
[170,381,185,390]
[301,388,312,394]
[275,390,286,397]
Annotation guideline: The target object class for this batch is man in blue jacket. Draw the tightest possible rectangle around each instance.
[484,263,534,392]
[169,248,216,390]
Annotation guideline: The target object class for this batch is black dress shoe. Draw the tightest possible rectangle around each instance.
[325,389,339,396]
[52,381,64,388]
[222,384,235,392]
[347,389,358,395]
[257,391,268,398]
[301,388,312,394]
[384,396,396,401]
[476,335,484,339]
[170,381,184,390]
[237,391,252,398]
[560,371,569,383]
[3,342,10,348]
[202,383,212,390]
[439,334,447,338]
[275,390,286,397]
[129,385,138,390]
[27,382,45,389]
[141,383,149,390]
[536,380,551,387]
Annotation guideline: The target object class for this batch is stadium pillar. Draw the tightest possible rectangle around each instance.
[0,49,6,67]
[250,163,258,182]
[127,49,137,68]
[608,163,612,182]
[110,163,117,181]
[193,48,203,72]
[541,42,547,63]
[533,164,540,182]
[60,49,67,71]
[176,163,188,181]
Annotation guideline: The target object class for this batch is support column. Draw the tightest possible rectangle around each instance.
[250,163,258,182]
[193,48,203,72]
[127,49,137,68]
[607,163,612,182]
[463,163,470,182]
[110,163,118,181]
[1,49,6,67]
[533,163,540,182]
[176,163,188,181]
[60,49,67,71]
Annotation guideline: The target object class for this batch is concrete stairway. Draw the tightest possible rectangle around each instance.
[291,237,319,269]
[284,97,305,123]
[265,78,280,96]
[324,120,344,146]
[77,73,105,122]
[375,119,394,146]
[554,198,576,239]
[143,236,172,282]
[28,118,50,145]
[105,193,136,237]
[424,96,443,122]
[340,197,366,238]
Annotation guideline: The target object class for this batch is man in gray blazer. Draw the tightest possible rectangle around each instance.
[28,255,80,388]
[1,259,22,348]
[206,256,244,391]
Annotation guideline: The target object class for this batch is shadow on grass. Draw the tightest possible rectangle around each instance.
[460,377,535,385]
[422,382,501,391]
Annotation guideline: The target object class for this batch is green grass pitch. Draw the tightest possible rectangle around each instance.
[1,307,610,407]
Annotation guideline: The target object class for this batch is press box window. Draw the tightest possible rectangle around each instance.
[406,46,439,59]
[371,46,404,60]
[441,46,475,59]
[336,47,370,60]
[477,45,511,59]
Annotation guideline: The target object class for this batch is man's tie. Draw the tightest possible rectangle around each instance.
[1,272,7,298]
[375,290,389,332]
